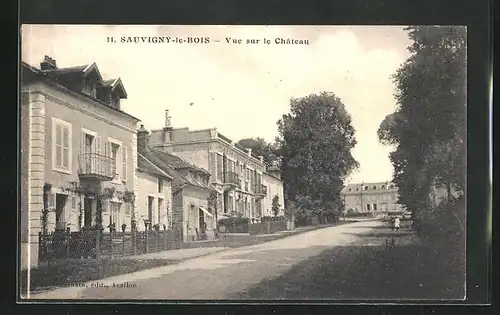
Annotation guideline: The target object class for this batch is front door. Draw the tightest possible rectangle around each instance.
[199,209,205,232]
[84,197,93,227]
[55,194,68,230]
[147,196,154,229]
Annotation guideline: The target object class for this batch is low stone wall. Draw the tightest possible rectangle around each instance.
[249,220,287,235]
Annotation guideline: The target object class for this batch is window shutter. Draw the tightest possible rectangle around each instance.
[71,196,77,211]
[122,146,127,182]
[95,136,101,174]
[115,146,121,180]
[62,125,70,169]
[55,124,62,168]
[81,130,86,152]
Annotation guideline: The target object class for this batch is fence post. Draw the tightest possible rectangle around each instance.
[133,230,137,256]
[96,229,101,265]
[38,232,42,261]
[145,231,149,254]
[164,230,167,250]
[110,231,114,259]
[156,231,159,252]
[122,231,125,257]
[66,230,70,259]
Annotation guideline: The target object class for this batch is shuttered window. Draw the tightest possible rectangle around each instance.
[122,146,127,182]
[52,118,72,172]
[106,140,121,180]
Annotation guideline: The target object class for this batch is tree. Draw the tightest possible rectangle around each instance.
[277,92,359,212]
[378,26,466,216]
[237,137,280,167]
[271,195,280,216]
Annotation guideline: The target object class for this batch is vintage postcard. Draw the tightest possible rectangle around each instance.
[19,25,466,301]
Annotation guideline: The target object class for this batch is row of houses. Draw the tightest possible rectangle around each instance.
[20,56,285,269]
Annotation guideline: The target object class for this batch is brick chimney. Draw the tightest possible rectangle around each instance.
[164,110,172,130]
[40,55,57,71]
[137,124,149,150]
[258,155,264,163]
[247,148,252,157]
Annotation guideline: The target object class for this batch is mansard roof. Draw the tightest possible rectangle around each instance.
[21,59,137,121]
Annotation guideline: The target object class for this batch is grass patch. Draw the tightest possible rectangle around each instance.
[20,258,176,293]
[234,241,465,300]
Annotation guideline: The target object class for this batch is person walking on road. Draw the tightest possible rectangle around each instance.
[393,217,400,231]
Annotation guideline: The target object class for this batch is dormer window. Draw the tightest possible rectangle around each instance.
[110,92,120,109]
[83,78,96,97]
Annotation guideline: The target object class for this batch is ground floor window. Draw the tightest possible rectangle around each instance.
[158,198,164,224]
[110,201,122,227]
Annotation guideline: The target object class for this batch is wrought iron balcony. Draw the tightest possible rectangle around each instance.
[78,152,116,181]
[218,171,240,189]
[253,184,267,197]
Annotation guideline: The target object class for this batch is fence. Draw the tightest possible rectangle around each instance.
[249,219,287,235]
[38,228,183,262]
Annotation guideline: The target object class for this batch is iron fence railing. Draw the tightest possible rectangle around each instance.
[78,152,116,180]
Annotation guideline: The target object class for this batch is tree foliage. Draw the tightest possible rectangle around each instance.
[378,26,466,215]
[271,195,280,216]
[277,92,359,214]
[237,137,280,167]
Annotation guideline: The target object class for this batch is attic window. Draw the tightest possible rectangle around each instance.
[83,78,96,97]
[110,92,120,108]
[372,186,377,190]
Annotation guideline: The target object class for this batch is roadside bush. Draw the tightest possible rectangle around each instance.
[344,212,374,218]
[261,216,286,222]
[218,216,249,227]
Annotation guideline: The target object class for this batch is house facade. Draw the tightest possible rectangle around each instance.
[135,152,173,231]
[341,181,404,214]
[137,125,216,242]
[262,167,285,217]
[20,56,140,269]
[148,110,267,220]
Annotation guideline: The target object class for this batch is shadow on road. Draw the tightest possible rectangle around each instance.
[344,231,414,238]
[231,241,466,301]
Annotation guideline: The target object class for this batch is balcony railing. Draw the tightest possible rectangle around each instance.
[253,184,267,196]
[78,152,116,181]
[219,171,240,188]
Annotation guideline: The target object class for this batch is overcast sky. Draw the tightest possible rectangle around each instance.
[22,25,412,184]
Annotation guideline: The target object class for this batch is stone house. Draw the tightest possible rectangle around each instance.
[262,166,285,217]
[341,181,404,214]
[135,151,173,231]
[20,56,140,269]
[147,110,267,220]
[137,125,216,242]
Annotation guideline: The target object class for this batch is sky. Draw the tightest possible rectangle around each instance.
[21,25,413,184]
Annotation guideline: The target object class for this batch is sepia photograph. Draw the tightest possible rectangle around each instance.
[19,25,466,301]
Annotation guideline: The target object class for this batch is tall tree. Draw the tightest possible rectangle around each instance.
[277,92,359,213]
[237,137,280,167]
[378,26,466,214]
